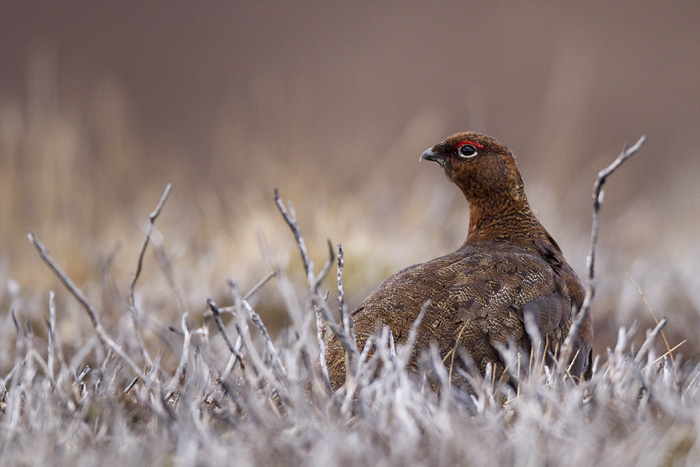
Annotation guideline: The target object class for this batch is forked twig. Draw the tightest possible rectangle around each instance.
[560,135,646,369]
[274,189,346,390]
[28,232,146,381]
[274,188,312,281]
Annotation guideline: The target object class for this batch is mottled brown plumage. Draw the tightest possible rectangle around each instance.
[326,132,592,389]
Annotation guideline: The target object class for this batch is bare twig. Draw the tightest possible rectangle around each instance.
[337,244,358,382]
[208,299,246,371]
[123,376,139,394]
[129,183,173,303]
[314,240,335,288]
[312,241,336,390]
[127,183,173,367]
[274,189,336,292]
[244,270,277,301]
[315,301,358,356]
[228,284,281,388]
[306,242,337,380]
[274,190,350,389]
[316,309,332,390]
[45,291,56,380]
[27,231,146,381]
[336,246,353,342]
[215,271,277,316]
[560,135,646,368]
[166,313,192,399]
[228,280,286,375]
[274,188,312,281]
[44,290,72,380]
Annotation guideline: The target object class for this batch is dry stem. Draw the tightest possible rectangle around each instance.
[274,189,345,390]
[560,135,646,370]
[127,183,173,367]
[208,299,246,371]
[27,231,146,381]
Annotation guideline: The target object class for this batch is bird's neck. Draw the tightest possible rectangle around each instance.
[463,193,548,246]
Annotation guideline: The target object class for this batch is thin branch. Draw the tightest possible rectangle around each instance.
[316,303,332,390]
[310,250,358,354]
[44,290,72,380]
[228,280,286,375]
[127,184,172,367]
[208,299,246,371]
[244,270,277,301]
[215,270,277,316]
[560,135,646,368]
[166,313,192,399]
[29,232,97,329]
[274,188,312,281]
[129,183,173,303]
[312,241,336,390]
[27,231,146,381]
[337,244,357,352]
[274,190,337,293]
[123,376,139,394]
[228,282,280,387]
[274,190,355,363]
[314,240,335,289]
[45,291,56,380]
[314,299,358,357]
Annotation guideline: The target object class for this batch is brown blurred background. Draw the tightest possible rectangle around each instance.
[1,1,699,358]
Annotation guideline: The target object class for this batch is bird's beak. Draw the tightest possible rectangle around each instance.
[420,148,443,164]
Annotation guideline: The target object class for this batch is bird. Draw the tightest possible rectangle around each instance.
[325,131,592,389]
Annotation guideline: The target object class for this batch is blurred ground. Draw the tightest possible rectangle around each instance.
[1,1,699,359]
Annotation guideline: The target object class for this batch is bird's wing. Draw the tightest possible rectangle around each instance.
[444,249,572,346]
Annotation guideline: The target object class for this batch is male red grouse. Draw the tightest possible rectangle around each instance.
[325,131,592,389]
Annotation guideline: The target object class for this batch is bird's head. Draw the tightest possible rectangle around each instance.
[420,131,525,204]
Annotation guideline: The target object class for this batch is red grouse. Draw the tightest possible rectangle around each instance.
[326,131,592,388]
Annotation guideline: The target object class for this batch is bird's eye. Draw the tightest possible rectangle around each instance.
[458,144,477,158]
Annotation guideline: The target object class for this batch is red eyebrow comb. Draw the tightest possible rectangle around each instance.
[456,140,484,150]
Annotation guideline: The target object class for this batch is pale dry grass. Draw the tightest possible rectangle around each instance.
[2,57,700,466]
[1,192,698,466]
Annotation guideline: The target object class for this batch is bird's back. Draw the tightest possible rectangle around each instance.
[326,240,588,389]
